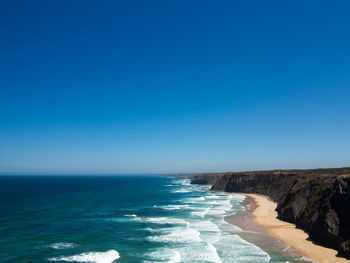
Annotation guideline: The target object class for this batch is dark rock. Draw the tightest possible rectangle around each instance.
[190,174,222,185]
[339,240,350,259]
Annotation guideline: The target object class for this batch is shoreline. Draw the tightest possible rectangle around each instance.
[225,195,309,262]
[241,193,350,263]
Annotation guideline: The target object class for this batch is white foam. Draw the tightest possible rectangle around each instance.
[298,256,318,262]
[171,179,191,186]
[171,188,191,193]
[282,245,292,252]
[231,194,246,201]
[173,243,222,263]
[191,207,210,218]
[205,195,219,199]
[144,227,158,233]
[217,219,242,232]
[183,197,205,203]
[215,199,231,206]
[205,198,233,216]
[48,250,120,263]
[134,217,187,225]
[145,249,181,263]
[124,214,137,217]
[214,234,270,262]
[169,251,181,263]
[147,226,201,243]
[161,204,189,210]
[190,220,220,232]
[206,208,227,215]
[154,181,272,262]
[49,243,77,249]
[207,243,222,263]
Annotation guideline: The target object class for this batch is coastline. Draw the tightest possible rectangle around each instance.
[241,193,350,263]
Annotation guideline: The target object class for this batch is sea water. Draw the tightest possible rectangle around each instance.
[0,176,310,262]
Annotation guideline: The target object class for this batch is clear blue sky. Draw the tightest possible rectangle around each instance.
[1,0,349,174]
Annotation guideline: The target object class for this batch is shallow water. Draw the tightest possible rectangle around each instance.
[0,175,312,262]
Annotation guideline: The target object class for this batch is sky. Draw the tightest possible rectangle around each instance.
[1,0,350,174]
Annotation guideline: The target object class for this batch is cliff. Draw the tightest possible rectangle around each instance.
[191,167,350,260]
[190,173,225,185]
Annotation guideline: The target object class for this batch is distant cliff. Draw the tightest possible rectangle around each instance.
[190,173,224,185]
[190,167,350,260]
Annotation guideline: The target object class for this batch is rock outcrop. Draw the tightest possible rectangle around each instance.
[190,167,350,260]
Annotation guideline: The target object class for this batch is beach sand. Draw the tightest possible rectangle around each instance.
[225,195,311,262]
[242,193,350,263]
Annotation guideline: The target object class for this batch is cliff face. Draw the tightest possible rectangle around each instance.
[211,172,298,201]
[191,168,350,260]
[276,174,350,258]
[190,173,224,185]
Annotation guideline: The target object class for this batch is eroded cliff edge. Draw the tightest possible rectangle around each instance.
[190,167,350,259]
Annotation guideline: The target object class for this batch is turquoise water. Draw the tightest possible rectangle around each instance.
[0,176,309,263]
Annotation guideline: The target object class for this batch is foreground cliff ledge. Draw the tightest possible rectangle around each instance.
[190,167,350,260]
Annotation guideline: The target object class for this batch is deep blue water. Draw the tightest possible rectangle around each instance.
[0,176,309,263]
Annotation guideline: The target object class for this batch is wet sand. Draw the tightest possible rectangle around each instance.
[229,193,350,263]
[225,195,310,262]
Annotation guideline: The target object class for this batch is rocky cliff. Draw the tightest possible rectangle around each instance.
[191,167,350,260]
[190,173,225,185]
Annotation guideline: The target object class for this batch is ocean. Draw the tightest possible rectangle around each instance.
[0,175,310,263]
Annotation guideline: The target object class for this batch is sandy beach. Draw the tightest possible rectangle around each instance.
[243,193,350,263]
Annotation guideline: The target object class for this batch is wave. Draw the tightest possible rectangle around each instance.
[161,204,189,210]
[297,256,318,262]
[170,243,221,263]
[124,214,137,217]
[191,207,210,218]
[206,243,222,263]
[141,180,277,262]
[133,217,187,225]
[147,226,201,243]
[143,227,158,233]
[169,251,181,263]
[173,189,191,193]
[191,220,221,244]
[170,179,191,186]
[145,249,181,263]
[48,250,120,263]
[206,207,231,216]
[204,199,233,216]
[217,219,242,233]
[190,220,220,232]
[214,234,271,262]
[49,242,77,249]
[282,245,292,252]
[182,197,205,203]
[230,194,246,201]
[205,195,219,199]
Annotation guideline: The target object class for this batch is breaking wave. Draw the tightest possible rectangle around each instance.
[49,243,77,249]
[48,250,120,263]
